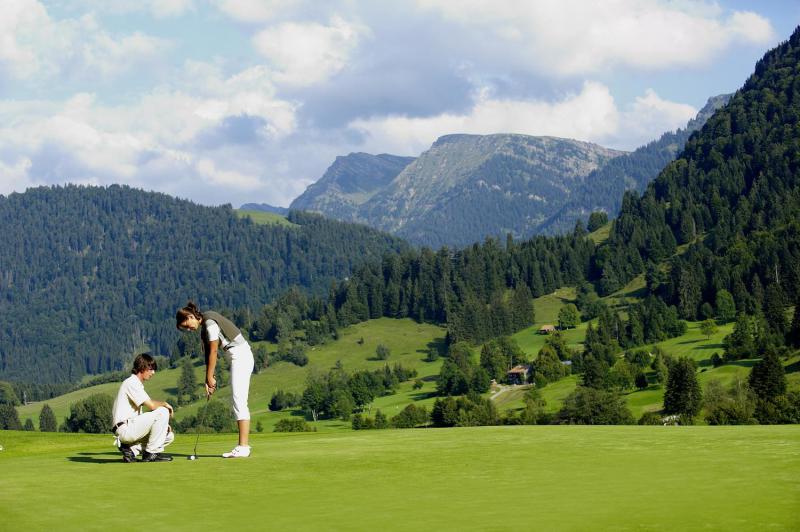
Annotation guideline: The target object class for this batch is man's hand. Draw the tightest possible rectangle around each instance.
[205,376,217,397]
[163,402,174,417]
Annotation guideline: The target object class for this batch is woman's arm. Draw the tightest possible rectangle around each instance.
[205,339,219,396]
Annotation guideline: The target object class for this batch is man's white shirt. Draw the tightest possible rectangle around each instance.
[112,374,150,425]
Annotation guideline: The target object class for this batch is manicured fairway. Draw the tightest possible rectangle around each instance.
[1,427,798,531]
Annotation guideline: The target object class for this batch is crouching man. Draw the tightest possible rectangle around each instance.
[112,353,175,462]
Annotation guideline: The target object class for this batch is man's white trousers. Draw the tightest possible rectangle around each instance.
[116,406,174,454]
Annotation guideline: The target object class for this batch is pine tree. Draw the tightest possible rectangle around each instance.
[723,314,757,360]
[177,358,198,404]
[789,300,800,348]
[748,351,786,401]
[0,404,23,430]
[663,357,702,419]
[39,403,57,432]
[715,289,736,323]
[763,283,788,336]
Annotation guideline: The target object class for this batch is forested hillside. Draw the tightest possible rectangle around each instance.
[538,94,731,235]
[0,185,407,383]
[293,26,800,375]
[597,26,800,324]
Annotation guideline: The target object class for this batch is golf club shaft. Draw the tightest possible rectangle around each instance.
[192,395,211,456]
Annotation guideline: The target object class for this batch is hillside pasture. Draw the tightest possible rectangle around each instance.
[236,209,296,226]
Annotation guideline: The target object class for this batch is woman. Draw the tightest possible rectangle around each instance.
[176,301,254,458]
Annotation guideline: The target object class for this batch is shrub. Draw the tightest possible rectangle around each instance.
[179,400,237,433]
[391,404,429,428]
[269,390,301,411]
[556,387,634,425]
[638,411,663,425]
[431,395,498,427]
[63,393,113,433]
[274,418,315,432]
[376,344,391,360]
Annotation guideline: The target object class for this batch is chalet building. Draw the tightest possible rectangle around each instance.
[507,365,530,385]
[538,324,556,335]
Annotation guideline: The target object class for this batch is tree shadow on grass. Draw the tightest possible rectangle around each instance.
[697,343,724,350]
[67,451,124,464]
[785,360,800,374]
[409,391,437,401]
[68,451,217,463]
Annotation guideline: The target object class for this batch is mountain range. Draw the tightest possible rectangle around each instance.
[287,96,728,247]
[292,134,624,247]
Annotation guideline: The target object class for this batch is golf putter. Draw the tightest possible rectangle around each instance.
[188,395,211,460]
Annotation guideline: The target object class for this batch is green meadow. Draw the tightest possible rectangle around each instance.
[235,209,296,226]
[1,427,798,531]
[16,292,800,431]
[17,318,447,432]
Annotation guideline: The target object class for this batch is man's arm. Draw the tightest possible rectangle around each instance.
[143,398,173,416]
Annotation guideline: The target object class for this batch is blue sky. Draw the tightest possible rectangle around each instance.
[0,1,797,207]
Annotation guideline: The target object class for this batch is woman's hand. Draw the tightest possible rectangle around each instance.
[205,376,217,397]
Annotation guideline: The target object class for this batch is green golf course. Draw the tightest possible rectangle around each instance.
[1,426,798,531]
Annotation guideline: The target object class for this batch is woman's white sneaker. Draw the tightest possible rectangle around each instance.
[222,445,251,458]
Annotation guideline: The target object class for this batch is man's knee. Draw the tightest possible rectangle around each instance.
[156,406,170,418]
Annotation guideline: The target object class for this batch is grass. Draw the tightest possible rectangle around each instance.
[235,210,295,226]
[246,318,446,432]
[588,221,612,244]
[1,427,798,531]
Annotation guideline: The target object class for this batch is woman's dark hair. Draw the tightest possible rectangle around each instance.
[132,353,157,374]
[176,301,203,329]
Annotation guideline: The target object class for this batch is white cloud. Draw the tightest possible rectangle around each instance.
[349,82,697,154]
[59,0,195,18]
[196,158,261,189]
[212,0,300,23]
[0,157,35,196]
[0,62,298,203]
[0,0,53,79]
[349,82,620,155]
[617,88,697,147]
[416,0,776,75]
[149,0,195,18]
[253,16,369,87]
[0,0,171,81]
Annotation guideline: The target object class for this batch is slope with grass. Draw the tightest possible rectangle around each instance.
[235,209,296,226]
[16,289,799,430]
[1,427,798,531]
[17,318,447,432]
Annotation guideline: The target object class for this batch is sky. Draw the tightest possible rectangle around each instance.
[0,1,797,208]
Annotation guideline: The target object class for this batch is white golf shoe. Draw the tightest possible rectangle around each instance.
[222,445,251,458]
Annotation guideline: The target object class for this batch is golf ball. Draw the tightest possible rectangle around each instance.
[0,445,4,451]
[189,455,196,460]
